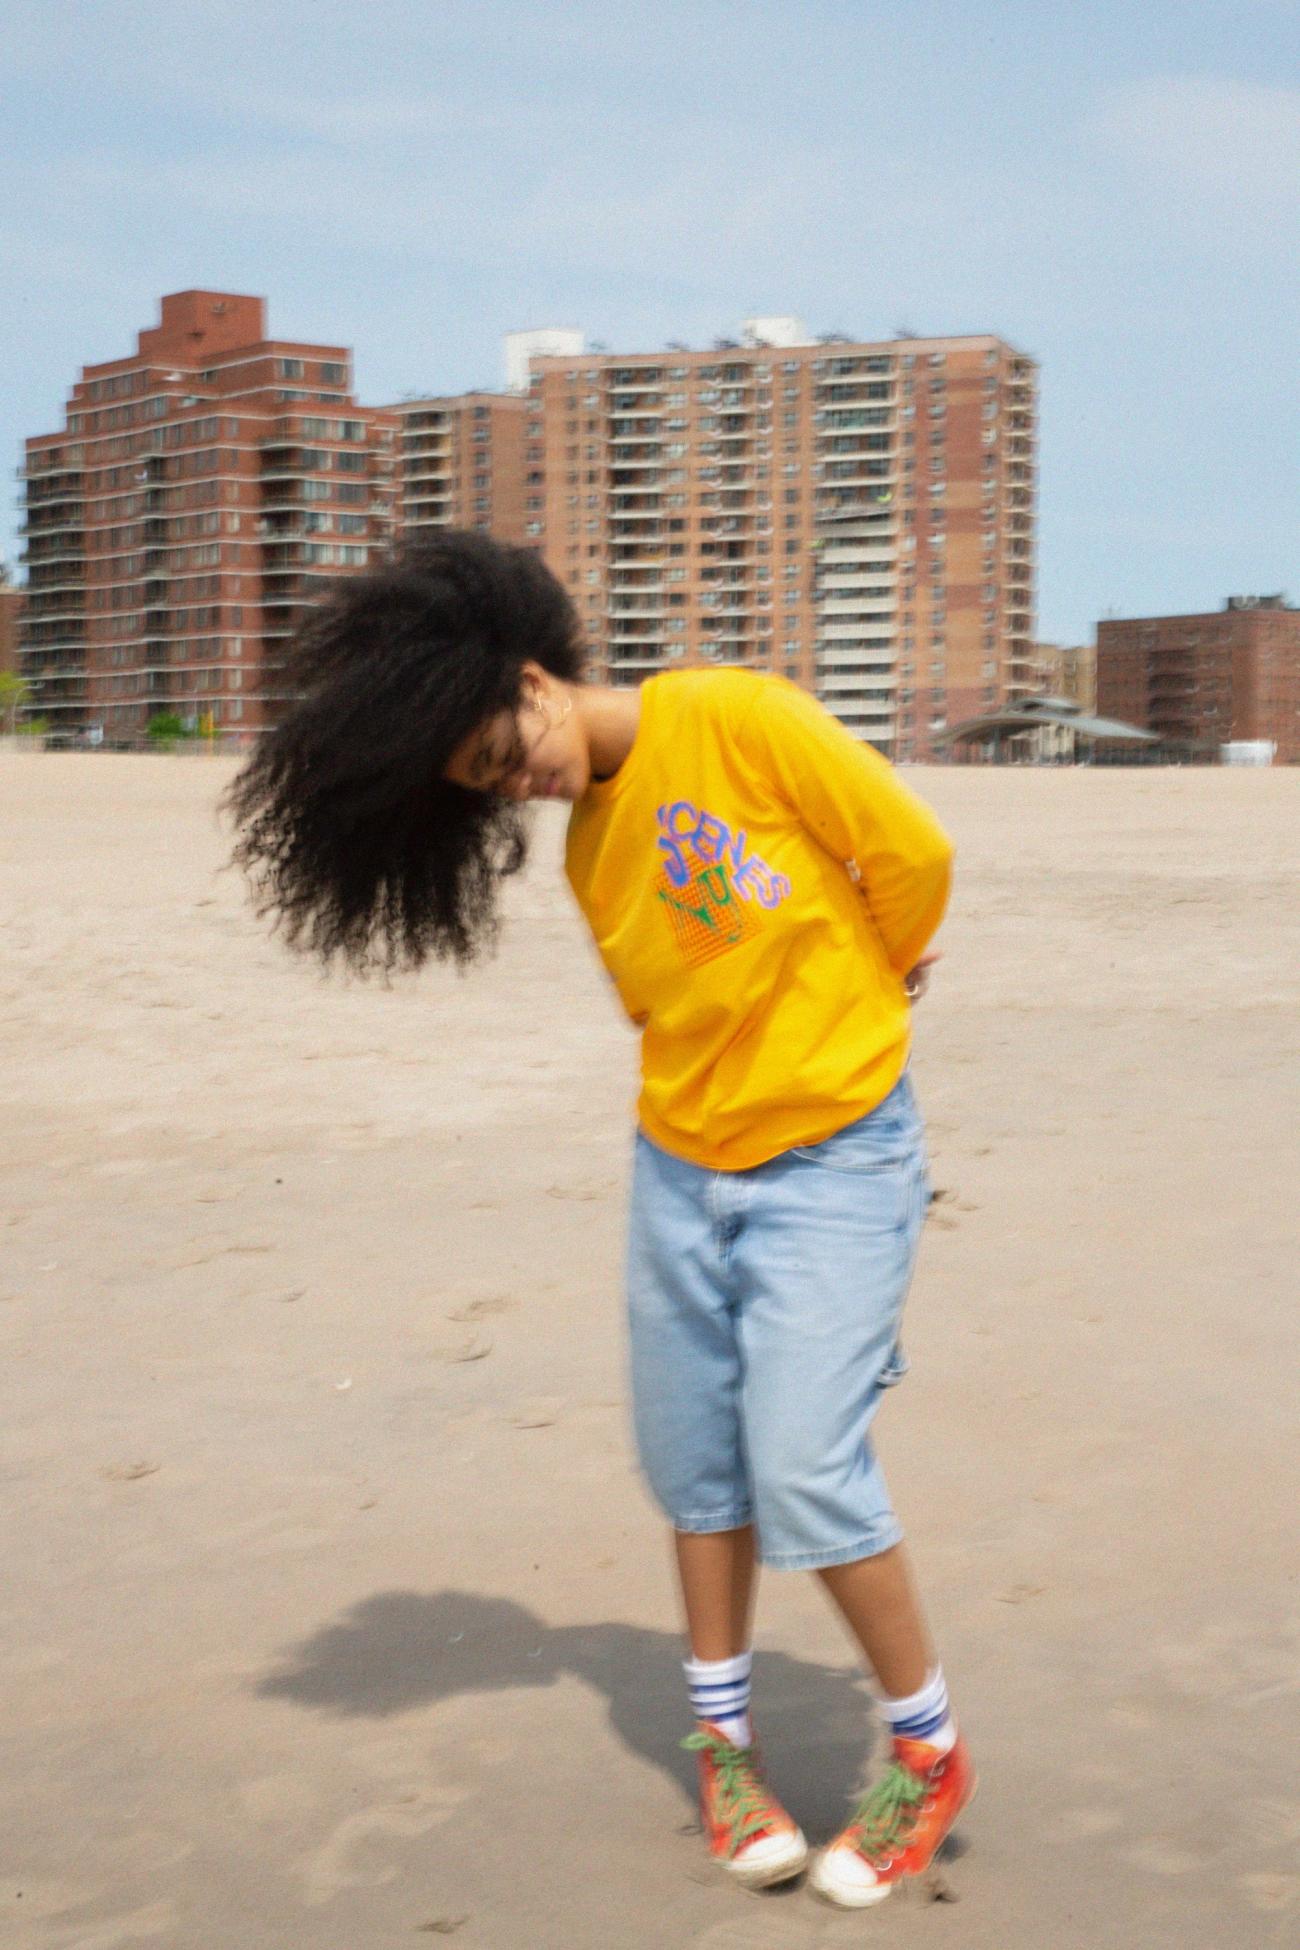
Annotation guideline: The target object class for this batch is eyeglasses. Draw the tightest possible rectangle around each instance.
[475,689,555,796]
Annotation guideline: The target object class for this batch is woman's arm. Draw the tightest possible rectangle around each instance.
[737,678,954,976]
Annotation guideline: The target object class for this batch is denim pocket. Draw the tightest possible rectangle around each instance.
[789,1088,922,1176]
[789,1130,916,1174]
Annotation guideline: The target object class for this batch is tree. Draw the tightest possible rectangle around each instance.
[0,670,30,736]
[146,710,189,750]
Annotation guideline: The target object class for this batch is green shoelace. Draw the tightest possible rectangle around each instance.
[683,1730,775,1857]
[848,1760,928,1864]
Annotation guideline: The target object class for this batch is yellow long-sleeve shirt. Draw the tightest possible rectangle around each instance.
[565,669,954,1170]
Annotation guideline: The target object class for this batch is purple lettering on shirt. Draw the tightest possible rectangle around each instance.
[656,800,697,887]
[693,811,730,865]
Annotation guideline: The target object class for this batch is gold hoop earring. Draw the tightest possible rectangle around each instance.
[530,686,573,730]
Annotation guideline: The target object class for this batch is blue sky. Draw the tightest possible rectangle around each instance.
[3,0,1297,641]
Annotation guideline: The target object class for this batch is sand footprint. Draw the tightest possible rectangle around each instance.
[301,1791,467,1908]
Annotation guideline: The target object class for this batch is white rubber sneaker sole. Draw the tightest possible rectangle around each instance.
[727,1826,809,1890]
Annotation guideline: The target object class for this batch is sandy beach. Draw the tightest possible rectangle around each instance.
[1,751,1297,1950]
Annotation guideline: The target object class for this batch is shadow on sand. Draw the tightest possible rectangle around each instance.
[255,1588,882,1833]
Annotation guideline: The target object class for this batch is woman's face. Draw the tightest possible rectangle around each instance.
[444,672,587,803]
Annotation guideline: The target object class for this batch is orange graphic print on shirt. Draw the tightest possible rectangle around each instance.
[655,799,792,970]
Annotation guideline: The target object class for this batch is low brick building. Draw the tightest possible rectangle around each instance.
[1096,597,1300,763]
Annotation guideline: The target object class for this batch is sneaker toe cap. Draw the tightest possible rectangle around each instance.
[731,1825,808,1884]
[812,1843,890,1907]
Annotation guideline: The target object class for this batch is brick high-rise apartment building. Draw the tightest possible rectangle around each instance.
[523,319,1037,760]
[19,290,396,746]
[383,333,585,546]
[387,392,526,543]
[1097,596,1300,762]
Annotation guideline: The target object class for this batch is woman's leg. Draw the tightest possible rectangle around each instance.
[816,1541,933,1697]
[674,1523,758,1660]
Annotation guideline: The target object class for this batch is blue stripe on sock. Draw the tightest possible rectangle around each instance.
[892,1705,950,1739]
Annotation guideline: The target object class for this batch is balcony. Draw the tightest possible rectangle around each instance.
[823,703,894,729]
[260,462,314,482]
[818,673,896,697]
[814,541,895,563]
[821,436,895,461]
[821,471,898,494]
[607,612,669,640]
[25,575,86,596]
[23,605,86,627]
[26,679,89,706]
[611,573,670,596]
[22,514,85,538]
[20,469,85,490]
[21,630,88,654]
[818,612,896,634]
[818,600,896,622]
[816,649,895,671]
[1148,679,1195,700]
[814,501,896,530]
[816,570,897,592]
[815,382,894,405]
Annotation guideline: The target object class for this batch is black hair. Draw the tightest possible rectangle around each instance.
[221,529,584,974]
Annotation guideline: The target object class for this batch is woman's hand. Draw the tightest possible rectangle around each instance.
[903,950,942,1003]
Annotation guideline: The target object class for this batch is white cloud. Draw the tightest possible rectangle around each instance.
[1091,75,1300,204]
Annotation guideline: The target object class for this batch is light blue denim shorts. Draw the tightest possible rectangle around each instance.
[626,1070,929,1571]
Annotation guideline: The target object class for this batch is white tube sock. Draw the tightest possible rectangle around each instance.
[685,1649,754,1748]
[877,1665,956,1755]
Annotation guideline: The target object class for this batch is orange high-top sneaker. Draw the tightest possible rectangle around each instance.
[683,1723,809,1889]
[810,1731,976,1907]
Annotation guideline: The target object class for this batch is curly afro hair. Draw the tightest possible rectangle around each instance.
[221,529,584,975]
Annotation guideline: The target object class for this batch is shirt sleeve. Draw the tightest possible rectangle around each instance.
[736,676,955,975]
